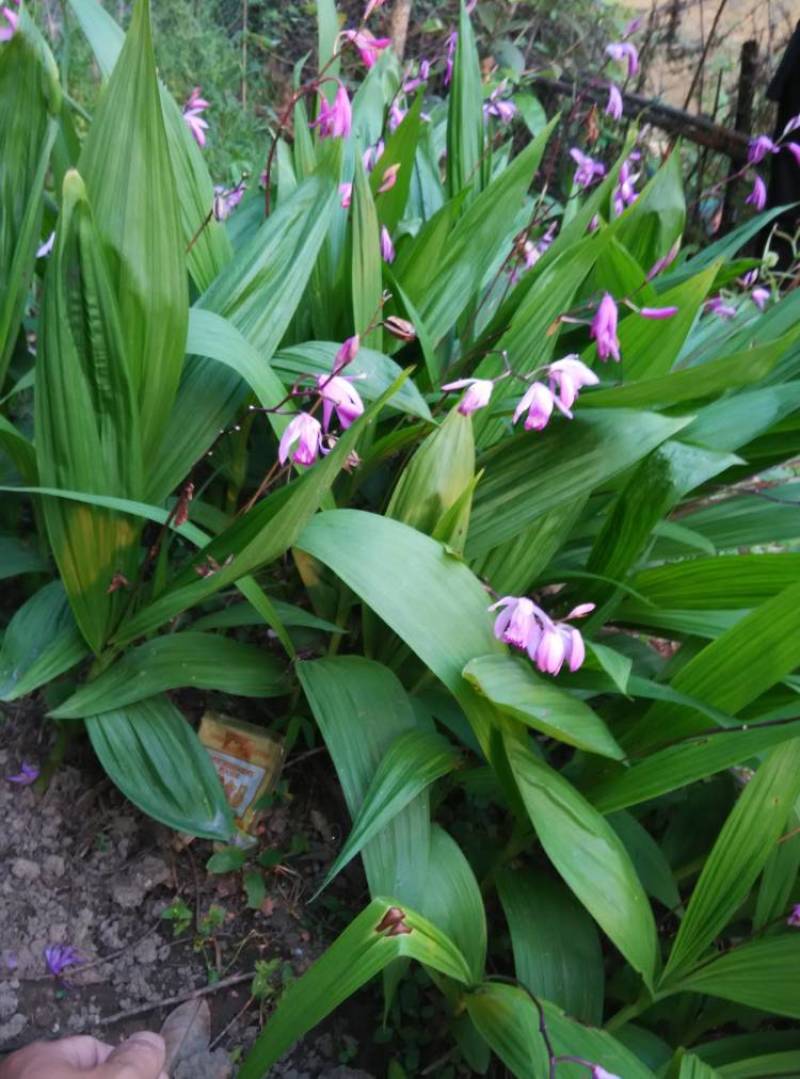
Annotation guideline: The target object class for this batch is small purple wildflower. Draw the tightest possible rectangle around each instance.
[444,30,457,87]
[44,944,82,977]
[311,83,352,139]
[788,904,800,927]
[639,306,679,319]
[7,762,39,785]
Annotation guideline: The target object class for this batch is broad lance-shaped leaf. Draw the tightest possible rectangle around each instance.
[465,983,656,1079]
[0,582,87,702]
[588,717,800,814]
[0,3,61,386]
[623,579,800,753]
[149,152,341,501]
[51,633,288,719]
[463,653,624,760]
[467,410,688,559]
[297,656,431,906]
[313,730,462,897]
[66,0,232,291]
[661,738,800,983]
[497,869,604,1025]
[504,729,658,989]
[671,936,800,1019]
[239,898,473,1079]
[79,0,188,464]
[35,171,143,654]
[87,695,233,841]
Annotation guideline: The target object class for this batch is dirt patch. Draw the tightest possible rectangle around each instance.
[0,699,376,1077]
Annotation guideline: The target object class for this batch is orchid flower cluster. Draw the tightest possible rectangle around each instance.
[182,86,209,147]
[278,337,366,468]
[603,19,641,120]
[744,114,800,212]
[490,596,595,676]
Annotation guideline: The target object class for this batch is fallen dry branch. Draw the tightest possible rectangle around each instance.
[528,74,750,161]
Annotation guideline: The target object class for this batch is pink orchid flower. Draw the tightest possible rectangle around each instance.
[441,378,494,415]
[547,356,599,415]
[333,335,360,372]
[745,174,767,211]
[605,41,639,78]
[591,293,621,362]
[278,413,323,466]
[751,286,770,310]
[340,182,353,209]
[747,135,778,165]
[312,83,352,139]
[343,28,391,68]
[182,87,210,147]
[639,306,679,319]
[317,374,365,430]
[605,83,623,121]
[377,163,401,193]
[570,148,606,189]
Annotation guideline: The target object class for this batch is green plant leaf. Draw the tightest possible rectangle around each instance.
[672,936,800,1019]
[78,0,188,462]
[313,730,462,897]
[0,535,47,580]
[588,718,800,814]
[466,983,656,1079]
[35,170,143,654]
[624,580,800,753]
[497,869,604,1025]
[467,411,688,558]
[206,846,247,874]
[370,94,424,232]
[609,811,680,910]
[66,0,232,291]
[297,656,431,906]
[351,156,382,349]
[422,825,487,984]
[0,3,60,386]
[51,632,288,718]
[192,599,341,635]
[0,581,87,701]
[661,738,800,983]
[463,653,623,760]
[238,898,474,1079]
[86,695,233,840]
[446,0,483,199]
[505,730,658,988]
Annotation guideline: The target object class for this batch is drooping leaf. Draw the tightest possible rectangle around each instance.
[238,898,473,1078]
[314,730,461,896]
[298,656,431,905]
[351,156,382,349]
[86,695,233,840]
[672,936,800,1019]
[467,411,687,558]
[51,633,288,718]
[422,825,487,984]
[505,730,657,988]
[0,581,87,701]
[463,653,623,760]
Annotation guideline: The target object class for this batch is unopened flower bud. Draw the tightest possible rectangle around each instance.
[384,316,416,342]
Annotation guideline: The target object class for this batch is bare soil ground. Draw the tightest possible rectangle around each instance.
[0,698,376,1078]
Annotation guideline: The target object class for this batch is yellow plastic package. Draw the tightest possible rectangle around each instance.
[198,711,284,844]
